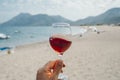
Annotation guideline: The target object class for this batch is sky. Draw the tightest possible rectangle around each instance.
[0,0,120,23]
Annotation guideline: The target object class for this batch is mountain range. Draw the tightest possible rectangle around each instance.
[0,7,120,26]
[74,7,120,25]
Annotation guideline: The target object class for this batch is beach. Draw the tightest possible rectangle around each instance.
[0,26,120,80]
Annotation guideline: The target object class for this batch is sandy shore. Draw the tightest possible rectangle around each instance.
[0,26,120,80]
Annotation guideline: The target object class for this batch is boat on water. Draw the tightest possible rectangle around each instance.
[52,23,70,27]
[0,33,10,39]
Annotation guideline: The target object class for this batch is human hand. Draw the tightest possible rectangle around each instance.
[36,59,65,80]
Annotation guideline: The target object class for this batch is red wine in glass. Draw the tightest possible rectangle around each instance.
[49,35,72,55]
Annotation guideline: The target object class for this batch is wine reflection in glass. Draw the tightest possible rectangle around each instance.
[49,24,72,80]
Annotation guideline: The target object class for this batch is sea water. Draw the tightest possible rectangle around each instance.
[0,26,83,47]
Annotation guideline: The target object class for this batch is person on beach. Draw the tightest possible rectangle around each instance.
[36,59,65,80]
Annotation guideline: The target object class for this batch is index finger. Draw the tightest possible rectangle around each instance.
[44,60,65,72]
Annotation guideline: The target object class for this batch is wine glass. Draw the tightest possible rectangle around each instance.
[49,23,72,80]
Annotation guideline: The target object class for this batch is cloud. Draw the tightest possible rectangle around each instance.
[0,0,120,22]
[2,2,8,7]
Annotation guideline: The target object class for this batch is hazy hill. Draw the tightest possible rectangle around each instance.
[73,8,120,25]
[0,13,72,26]
[0,7,120,26]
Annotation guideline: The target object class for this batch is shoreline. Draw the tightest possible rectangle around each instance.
[15,40,48,48]
[0,25,119,48]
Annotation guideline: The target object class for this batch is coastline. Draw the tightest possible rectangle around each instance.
[0,26,120,80]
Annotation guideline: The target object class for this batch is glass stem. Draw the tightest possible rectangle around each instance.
[58,53,63,60]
